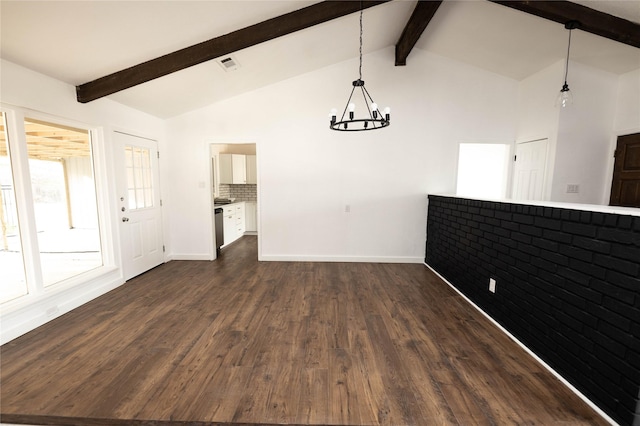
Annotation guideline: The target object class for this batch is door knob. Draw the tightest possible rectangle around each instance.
[122,217,129,222]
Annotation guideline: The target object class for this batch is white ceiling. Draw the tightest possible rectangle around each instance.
[1,0,639,118]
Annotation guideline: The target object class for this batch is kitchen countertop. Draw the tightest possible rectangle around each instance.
[214,201,247,209]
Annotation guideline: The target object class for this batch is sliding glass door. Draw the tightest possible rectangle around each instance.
[0,109,105,305]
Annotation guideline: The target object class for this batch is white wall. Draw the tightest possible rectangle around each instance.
[0,59,165,344]
[600,68,640,206]
[515,60,620,205]
[552,62,617,204]
[165,47,518,262]
[516,61,563,201]
[614,69,640,134]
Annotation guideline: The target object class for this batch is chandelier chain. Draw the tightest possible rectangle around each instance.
[358,6,363,81]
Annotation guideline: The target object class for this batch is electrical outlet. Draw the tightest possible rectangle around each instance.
[489,278,496,293]
[566,184,579,194]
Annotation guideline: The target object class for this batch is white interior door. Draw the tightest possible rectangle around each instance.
[114,131,163,280]
[512,139,548,201]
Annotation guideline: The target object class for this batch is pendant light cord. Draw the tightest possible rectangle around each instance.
[563,27,572,84]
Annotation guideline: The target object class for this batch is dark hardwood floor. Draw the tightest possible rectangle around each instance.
[1,236,607,425]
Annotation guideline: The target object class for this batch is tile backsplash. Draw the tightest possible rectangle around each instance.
[218,184,257,201]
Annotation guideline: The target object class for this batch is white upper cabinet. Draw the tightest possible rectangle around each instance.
[220,153,248,184]
[246,155,257,184]
[219,154,233,184]
[232,154,247,184]
[219,153,256,185]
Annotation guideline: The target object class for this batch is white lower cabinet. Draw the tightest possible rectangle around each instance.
[245,201,257,232]
[235,202,245,236]
[222,202,245,246]
[222,205,237,245]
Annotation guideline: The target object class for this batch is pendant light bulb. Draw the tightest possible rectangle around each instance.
[556,83,573,108]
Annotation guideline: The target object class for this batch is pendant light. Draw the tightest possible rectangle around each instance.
[329,4,390,131]
[556,20,580,108]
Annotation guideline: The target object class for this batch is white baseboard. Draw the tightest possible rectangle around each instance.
[423,262,619,426]
[261,255,424,263]
[168,253,214,261]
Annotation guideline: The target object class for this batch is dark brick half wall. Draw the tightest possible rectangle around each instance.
[425,195,640,426]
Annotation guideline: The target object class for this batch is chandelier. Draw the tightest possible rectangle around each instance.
[329,6,390,131]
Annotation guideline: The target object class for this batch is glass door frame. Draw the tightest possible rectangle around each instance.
[0,104,116,309]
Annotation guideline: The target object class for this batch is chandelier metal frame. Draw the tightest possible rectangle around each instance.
[329,5,390,131]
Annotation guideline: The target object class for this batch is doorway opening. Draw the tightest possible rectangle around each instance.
[609,132,640,207]
[210,143,258,260]
[456,143,511,200]
[511,139,548,201]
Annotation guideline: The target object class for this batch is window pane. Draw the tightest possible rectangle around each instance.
[144,189,152,208]
[24,118,103,287]
[0,112,28,303]
[125,146,133,167]
[143,168,151,189]
[136,188,144,208]
[124,145,153,210]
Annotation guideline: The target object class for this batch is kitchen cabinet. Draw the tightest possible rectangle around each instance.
[234,202,245,236]
[232,154,247,184]
[222,205,236,245]
[246,155,257,184]
[245,201,257,232]
[219,154,247,184]
[222,202,246,246]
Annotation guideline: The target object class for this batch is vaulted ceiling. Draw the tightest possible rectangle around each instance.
[1,1,639,118]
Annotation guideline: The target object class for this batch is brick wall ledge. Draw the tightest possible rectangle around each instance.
[431,194,640,217]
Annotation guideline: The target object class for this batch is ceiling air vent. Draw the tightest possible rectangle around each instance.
[217,55,240,72]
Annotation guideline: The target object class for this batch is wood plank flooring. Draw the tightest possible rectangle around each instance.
[1,236,608,425]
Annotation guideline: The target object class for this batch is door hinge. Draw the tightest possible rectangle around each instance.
[160,199,163,206]
[163,245,165,253]
[157,151,160,159]
[514,155,517,161]
[613,149,618,158]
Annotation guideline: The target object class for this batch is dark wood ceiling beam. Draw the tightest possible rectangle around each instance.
[489,1,640,49]
[76,0,390,103]
[395,0,443,66]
